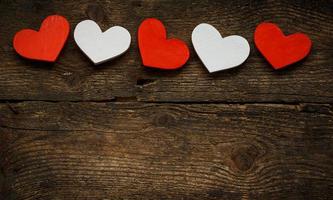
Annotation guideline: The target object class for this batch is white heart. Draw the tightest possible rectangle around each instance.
[74,20,131,65]
[192,23,250,73]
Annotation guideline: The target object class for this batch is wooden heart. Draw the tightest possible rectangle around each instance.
[74,20,131,65]
[254,22,312,70]
[192,23,250,73]
[138,18,190,70]
[13,15,70,62]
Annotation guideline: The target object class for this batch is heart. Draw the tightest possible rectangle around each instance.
[74,20,131,65]
[254,22,312,70]
[192,23,250,73]
[13,15,70,62]
[138,18,190,70]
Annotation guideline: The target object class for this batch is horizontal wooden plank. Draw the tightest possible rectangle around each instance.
[1,102,332,199]
[0,0,332,102]
[137,50,333,103]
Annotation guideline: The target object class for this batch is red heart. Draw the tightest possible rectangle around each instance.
[138,18,190,70]
[254,22,312,70]
[13,15,70,62]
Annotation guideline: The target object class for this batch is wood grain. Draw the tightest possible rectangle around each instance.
[0,102,332,200]
[0,0,332,102]
[0,0,332,199]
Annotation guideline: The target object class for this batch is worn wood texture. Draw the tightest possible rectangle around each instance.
[0,0,332,200]
[0,0,332,102]
[0,102,333,200]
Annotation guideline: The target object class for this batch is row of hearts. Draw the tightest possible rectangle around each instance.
[13,15,312,73]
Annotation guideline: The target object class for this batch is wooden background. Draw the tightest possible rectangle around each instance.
[0,0,332,199]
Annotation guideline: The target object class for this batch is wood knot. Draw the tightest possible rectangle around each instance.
[86,4,105,22]
[153,113,176,128]
[231,145,259,171]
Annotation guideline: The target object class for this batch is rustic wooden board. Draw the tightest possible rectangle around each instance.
[0,0,332,199]
[0,0,332,102]
[0,102,332,199]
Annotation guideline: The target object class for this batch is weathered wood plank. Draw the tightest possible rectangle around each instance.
[1,102,332,199]
[0,0,332,102]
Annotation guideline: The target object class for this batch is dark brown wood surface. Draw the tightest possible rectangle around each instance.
[0,0,332,199]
